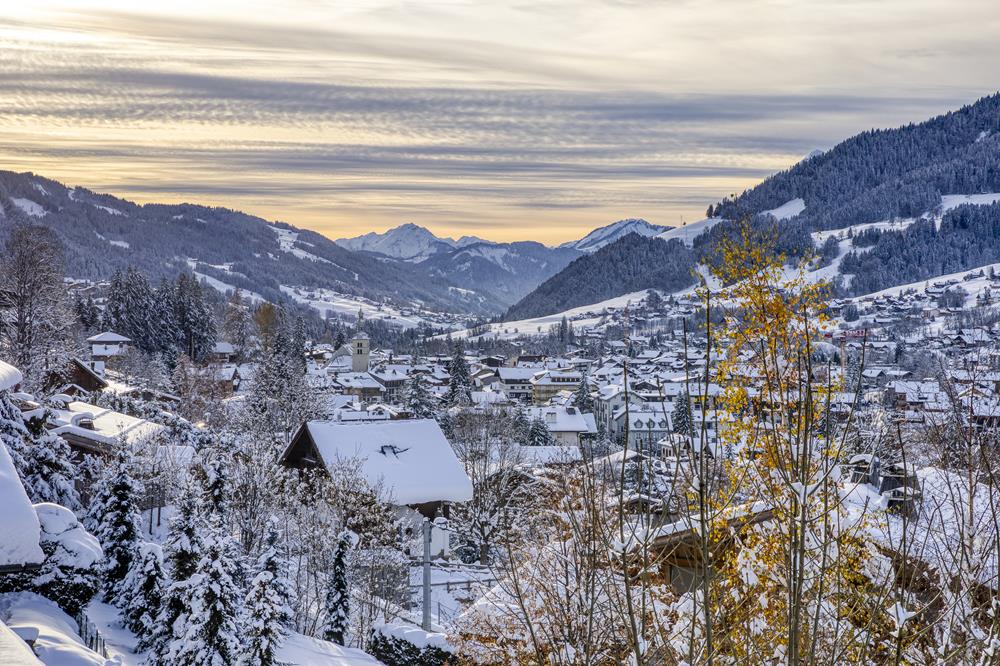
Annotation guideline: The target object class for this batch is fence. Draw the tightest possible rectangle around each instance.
[75,610,109,659]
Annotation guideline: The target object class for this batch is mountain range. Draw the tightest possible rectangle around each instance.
[0,171,665,317]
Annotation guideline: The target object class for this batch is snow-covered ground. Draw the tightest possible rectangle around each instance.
[443,289,653,342]
[657,216,722,247]
[280,285,463,330]
[10,198,46,218]
[762,197,805,220]
[194,271,266,304]
[0,594,106,666]
[270,225,335,265]
[847,263,1000,307]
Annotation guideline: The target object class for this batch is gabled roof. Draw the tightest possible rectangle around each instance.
[285,419,473,505]
[86,331,131,343]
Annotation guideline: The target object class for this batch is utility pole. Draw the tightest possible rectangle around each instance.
[422,518,432,631]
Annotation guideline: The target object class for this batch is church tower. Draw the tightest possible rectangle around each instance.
[351,331,370,372]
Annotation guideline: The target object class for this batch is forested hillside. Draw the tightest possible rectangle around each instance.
[0,171,489,314]
[504,234,697,320]
[713,93,1000,233]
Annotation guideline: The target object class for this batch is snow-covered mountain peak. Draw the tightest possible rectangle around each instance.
[336,223,491,262]
[561,218,666,253]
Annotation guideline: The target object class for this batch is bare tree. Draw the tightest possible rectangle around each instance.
[0,224,77,389]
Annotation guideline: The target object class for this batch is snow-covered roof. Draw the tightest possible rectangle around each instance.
[300,419,473,505]
[0,445,44,568]
[85,331,131,343]
[0,361,23,392]
[0,620,42,665]
[49,401,166,445]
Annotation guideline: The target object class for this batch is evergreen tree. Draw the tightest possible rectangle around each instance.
[240,520,292,666]
[0,389,32,491]
[573,376,594,413]
[322,532,351,646]
[20,409,80,510]
[223,290,256,363]
[511,406,531,445]
[103,267,160,353]
[85,452,143,603]
[173,273,218,362]
[170,521,243,666]
[149,482,203,663]
[122,541,166,648]
[527,416,553,447]
[446,343,472,407]
[404,372,436,418]
[672,390,694,438]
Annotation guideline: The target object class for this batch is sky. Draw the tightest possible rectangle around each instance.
[0,1,998,244]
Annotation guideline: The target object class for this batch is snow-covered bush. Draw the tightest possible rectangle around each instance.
[368,622,457,666]
[0,503,103,616]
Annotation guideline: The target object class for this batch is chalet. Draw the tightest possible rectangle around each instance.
[369,364,411,403]
[86,331,131,363]
[525,405,597,447]
[497,367,535,402]
[44,400,167,457]
[43,357,108,396]
[210,341,237,364]
[279,419,473,558]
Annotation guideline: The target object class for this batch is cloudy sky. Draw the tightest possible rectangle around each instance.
[1,1,997,243]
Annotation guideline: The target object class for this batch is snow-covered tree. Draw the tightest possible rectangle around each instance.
[672,389,693,437]
[247,338,320,446]
[404,372,436,418]
[21,409,80,510]
[446,343,472,407]
[240,520,292,666]
[85,452,142,603]
[173,272,218,362]
[322,532,351,646]
[20,503,103,616]
[122,541,166,647]
[150,483,203,663]
[0,224,77,388]
[0,389,32,487]
[170,521,244,666]
[573,375,593,412]
[223,290,256,363]
[510,406,531,445]
[527,416,553,447]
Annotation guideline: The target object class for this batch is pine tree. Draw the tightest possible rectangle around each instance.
[173,273,218,362]
[223,290,256,363]
[511,406,531,444]
[122,541,166,648]
[573,376,593,413]
[404,372,436,418]
[322,532,351,646]
[85,452,143,603]
[527,416,553,447]
[20,409,80,510]
[103,267,160,353]
[240,520,292,666]
[446,343,472,407]
[170,521,243,666]
[0,389,32,489]
[672,390,693,438]
[150,483,203,663]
